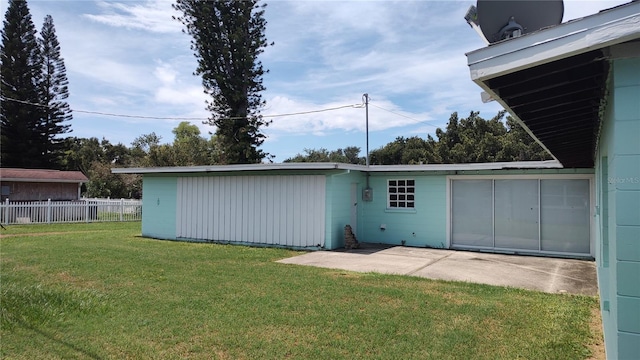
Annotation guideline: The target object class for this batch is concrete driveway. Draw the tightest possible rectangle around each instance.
[277,245,598,296]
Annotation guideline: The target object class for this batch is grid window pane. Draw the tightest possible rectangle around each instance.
[388,179,415,208]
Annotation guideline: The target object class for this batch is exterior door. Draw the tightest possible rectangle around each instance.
[350,183,358,236]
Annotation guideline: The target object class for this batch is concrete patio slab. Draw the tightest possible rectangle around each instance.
[276,246,598,296]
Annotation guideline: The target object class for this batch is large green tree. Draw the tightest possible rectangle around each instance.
[171,122,218,165]
[173,0,272,164]
[0,0,43,167]
[38,14,72,166]
[369,136,439,165]
[285,147,365,164]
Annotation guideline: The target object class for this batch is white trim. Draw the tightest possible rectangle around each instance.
[466,1,640,81]
[112,160,564,174]
[447,174,593,181]
[112,162,362,174]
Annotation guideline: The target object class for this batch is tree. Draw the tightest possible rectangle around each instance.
[171,122,214,165]
[130,125,220,167]
[435,111,508,163]
[498,115,550,161]
[38,14,72,166]
[366,111,551,165]
[369,136,439,165]
[173,0,272,164]
[1,0,43,167]
[285,147,365,164]
[86,161,141,199]
[60,137,104,174]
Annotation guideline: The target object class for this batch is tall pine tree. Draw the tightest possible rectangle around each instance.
[39,14,72,166]
[173,0,271,164]
[1,0,43,168]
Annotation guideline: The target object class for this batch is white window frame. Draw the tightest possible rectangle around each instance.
[388,179,415,209]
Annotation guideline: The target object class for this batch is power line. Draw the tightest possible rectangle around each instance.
[369,102,438,128]
[0,96,364,121]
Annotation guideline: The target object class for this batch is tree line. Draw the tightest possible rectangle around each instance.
[285,111,550,165]
[59,122,220,198]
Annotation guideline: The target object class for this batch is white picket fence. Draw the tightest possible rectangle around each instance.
[0,198,142,225]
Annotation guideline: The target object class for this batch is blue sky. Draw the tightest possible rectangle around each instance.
[3,0,629,162]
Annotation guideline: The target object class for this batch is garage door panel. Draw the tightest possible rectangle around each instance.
[451,180,493,247]
[495,179,539,251]
[177,175,325,248]
[451,178,591,256]
[541,179,590,253]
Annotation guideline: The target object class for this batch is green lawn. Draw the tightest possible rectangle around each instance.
[1,222,601,359]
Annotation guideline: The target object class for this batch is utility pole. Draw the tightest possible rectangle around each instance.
[363,93,369,167]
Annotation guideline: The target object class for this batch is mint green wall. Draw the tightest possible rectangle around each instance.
[324,171,365,249]
[142,175,177,240]
[359,173,447,248]
[596,57,640,360]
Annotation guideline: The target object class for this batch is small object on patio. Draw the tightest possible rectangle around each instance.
[344,225,359,250]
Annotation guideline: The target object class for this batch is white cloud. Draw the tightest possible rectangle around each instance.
[84,0,182,33]
[264,94,436,137]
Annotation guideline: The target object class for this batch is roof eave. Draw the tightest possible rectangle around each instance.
[467,2,640,82]
[0,178,88,184]
[111,160,563,175]
[111,163,367,174]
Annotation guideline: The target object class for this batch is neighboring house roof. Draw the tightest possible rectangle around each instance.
[466,1,640,168]
[0,168,88,183]
[111,160,563,174]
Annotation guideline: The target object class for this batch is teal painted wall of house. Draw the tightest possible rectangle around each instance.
[596,57,640,360]
[141,175,177,240]
[359,173,448,248]
[324,171,365,249]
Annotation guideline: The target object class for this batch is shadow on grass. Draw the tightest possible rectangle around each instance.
[15,319,102,359]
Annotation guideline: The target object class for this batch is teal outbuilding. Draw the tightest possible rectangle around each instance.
[114,161,594,258]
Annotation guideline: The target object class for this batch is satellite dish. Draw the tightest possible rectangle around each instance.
[475,0,564,43]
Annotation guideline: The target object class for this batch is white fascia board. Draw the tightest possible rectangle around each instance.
[112,161,563,174]
[466,2,640,82]
[366,160,563,172]
[111,163,366,174]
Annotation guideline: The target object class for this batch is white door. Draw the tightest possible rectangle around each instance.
[350,183,358,236]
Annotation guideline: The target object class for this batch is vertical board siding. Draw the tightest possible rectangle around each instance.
[176,175,326,248]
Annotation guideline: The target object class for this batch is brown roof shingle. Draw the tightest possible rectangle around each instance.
[0,168,88,183]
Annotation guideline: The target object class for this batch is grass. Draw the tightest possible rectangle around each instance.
[1,222,601,359]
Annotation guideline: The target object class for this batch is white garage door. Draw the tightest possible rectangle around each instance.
[451,178,591,256]
[176,175,326,248]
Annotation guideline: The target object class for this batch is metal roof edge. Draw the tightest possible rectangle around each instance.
[111,163,368,174]
[466,1,640,81]
[112,161,563,174]
[366,160,563,172]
